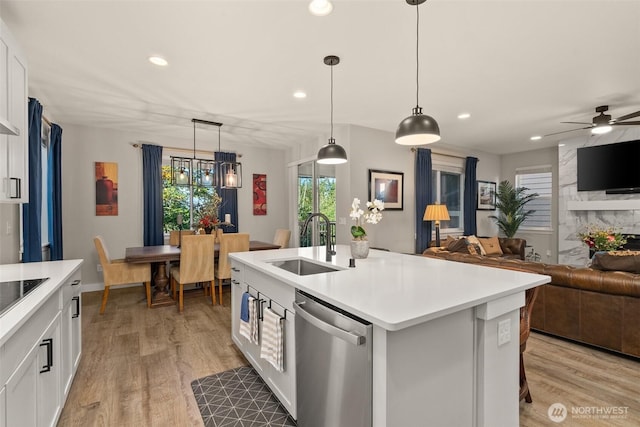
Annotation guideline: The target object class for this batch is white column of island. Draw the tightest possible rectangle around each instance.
[229,245,549,427]
[0,259,83,427]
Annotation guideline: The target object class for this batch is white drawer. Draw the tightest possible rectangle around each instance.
[62,271,81,305]
[0,290,60,385]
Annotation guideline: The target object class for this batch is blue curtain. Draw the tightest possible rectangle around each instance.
[215,151,238,233]
[415,148,433,253]
[464,157,479,235]
[142,144,164,246]
[22,98,43,262]
[48,124,63,260]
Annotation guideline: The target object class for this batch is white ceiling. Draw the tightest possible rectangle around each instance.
[1,0,639,155]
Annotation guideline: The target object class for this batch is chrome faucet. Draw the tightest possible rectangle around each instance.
[302,213,335,262]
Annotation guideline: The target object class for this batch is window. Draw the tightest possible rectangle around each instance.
[161,164,219,232]
[516,166,552,230]
[431,165,463,231]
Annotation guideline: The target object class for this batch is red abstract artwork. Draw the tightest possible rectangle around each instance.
[253,174,267,215]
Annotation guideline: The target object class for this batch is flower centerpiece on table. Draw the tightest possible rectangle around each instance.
[349,197,384,259]
[577,224,628,252]
[195,191,223,234]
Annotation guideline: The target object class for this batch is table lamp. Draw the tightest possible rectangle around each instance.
[423,203,450,247]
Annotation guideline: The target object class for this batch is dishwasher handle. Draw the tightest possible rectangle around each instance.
[294,301,366,346]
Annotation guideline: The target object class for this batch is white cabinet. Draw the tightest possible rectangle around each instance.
[0,18,28,203]
[5,310,61,427]
[0,262,83,427]
[230,261,297,419]
[61,273,82,398]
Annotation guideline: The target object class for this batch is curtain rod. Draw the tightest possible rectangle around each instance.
[130,142,242,158]
[410,147,466,160]
[42,115,52,127]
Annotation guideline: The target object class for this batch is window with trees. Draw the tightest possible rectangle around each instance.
[431,165,463,232]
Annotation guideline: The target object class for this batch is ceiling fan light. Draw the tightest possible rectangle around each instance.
[395,108,441,145]
[317,139,347,164]
[591,125,612,135]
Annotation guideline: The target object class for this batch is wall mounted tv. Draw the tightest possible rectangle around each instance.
[577,139,640,194]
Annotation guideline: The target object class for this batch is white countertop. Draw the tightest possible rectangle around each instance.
[230,245,550,331]
[0,259,83,346]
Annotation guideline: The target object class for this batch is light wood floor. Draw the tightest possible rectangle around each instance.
[58,286,640,426]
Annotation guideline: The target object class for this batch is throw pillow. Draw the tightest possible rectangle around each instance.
[591,251,640,273]
[478,237,503,256]
[465,235,487,255]
[447,238,469,253]
[466,242,481,255]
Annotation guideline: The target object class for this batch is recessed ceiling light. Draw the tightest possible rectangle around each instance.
[457,113,471,119]
[148,56,168,67]
[293,91,307,99]
[558,143,566,147]
[309,0,333,16]
[530,136,542,141]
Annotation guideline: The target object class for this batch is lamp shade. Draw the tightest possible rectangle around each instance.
[423,203,450,222]
[317,138,347,164]
[396,108,441,145]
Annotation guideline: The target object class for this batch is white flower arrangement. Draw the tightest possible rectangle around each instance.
[350,197,384,240]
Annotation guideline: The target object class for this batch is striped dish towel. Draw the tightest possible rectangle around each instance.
[239,296,257,343]
[260,308,284,372]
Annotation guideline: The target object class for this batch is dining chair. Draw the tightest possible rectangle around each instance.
[520,286,540,403]
[170,234,216,312]
[169,229,195,246]
[94,236,152,314]
[273,229,291,249]
[215,233,250,305]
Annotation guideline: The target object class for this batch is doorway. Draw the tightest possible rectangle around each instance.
[297,161,336,247]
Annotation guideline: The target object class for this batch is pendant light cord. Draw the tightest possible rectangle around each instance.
[193,120,197,159]
[330,61,334,141]
[415,3,420,108]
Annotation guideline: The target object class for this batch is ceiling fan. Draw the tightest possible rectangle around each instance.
[544,105,640,137]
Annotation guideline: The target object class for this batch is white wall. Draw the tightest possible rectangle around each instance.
[501,146,559,263]
[60,123,288,289]
[0,203,20,264]
[293,124,501,254]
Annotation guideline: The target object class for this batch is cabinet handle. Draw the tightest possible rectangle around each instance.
[231,267,240,272]
[39,338,53,373]
[72,296,81,318]
[231,279,240,285]
[71,279,81,286]
[9,177,21,199]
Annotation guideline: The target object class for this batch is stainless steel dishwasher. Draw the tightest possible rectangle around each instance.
[294,289,373,427]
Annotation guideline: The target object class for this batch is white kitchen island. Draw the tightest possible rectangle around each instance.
[230,245,550,427]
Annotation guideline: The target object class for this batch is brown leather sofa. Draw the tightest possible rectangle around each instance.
[422,250,640,359]
[427,237,527,260]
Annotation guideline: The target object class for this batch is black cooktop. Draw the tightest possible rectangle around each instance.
[0,277,49,316]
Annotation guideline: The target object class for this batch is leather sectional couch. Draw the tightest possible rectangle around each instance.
[423,246,640,359]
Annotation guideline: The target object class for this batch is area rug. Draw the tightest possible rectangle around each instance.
[191,366,297,427]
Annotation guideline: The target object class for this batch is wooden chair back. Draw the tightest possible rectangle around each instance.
[273,229,291,248]
[169,230,195,246]
[218,233,250,280]
[94,235,111,265]
[179,234,216,284]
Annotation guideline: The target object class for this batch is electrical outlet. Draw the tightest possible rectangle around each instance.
[498,319,511,346]
[97,264,102,272]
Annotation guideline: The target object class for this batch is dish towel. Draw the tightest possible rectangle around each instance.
[240,292,250,322]
[239,295,256,342]
[250,298,259,344]
[260,308,284,372]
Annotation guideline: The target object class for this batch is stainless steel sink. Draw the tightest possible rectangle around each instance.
[268,258,342,276]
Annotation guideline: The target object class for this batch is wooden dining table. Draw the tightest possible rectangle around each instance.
[125,240,281,307]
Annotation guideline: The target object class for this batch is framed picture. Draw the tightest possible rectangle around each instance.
[477,180,496,210]
[369,169,404,210]
[95,162,118,216]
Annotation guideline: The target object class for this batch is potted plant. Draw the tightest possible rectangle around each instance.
[349,198,384,259]
[489,180,538,238]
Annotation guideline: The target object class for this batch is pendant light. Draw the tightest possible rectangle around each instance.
[217,123,243,188]
[395,0,440,145]
[193,119,220,187]
[317,55,348,165]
